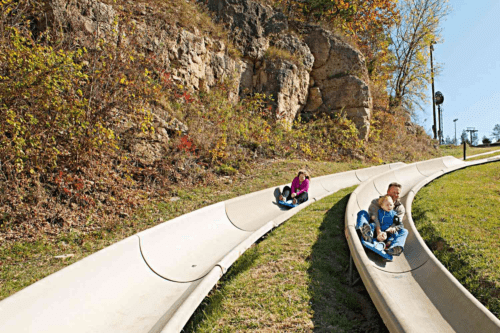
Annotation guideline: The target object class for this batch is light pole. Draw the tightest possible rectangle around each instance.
[435,91,444,144]
[453,119,458,145]
[430,42,437,140]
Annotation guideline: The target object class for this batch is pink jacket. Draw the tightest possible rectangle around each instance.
[291,177,309,195]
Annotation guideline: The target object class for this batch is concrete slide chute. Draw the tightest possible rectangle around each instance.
[415,157,447,176]
[225,164,403,231]
[138,202,252,282]
[356,163,392,182]
[0,236,208,333]
[8,158,495,333]
[345,156,500,332]
[392,163,423,189]
[315,170,361,193]
[0,163,400,332]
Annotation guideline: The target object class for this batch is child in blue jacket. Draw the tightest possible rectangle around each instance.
[373,195,408,255]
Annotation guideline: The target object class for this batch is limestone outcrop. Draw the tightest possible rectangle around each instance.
[205,0,288,59]
[47,0,243,99]
[303,27,372,139]
[252,34,314,123]
[205,0,372,138]
[41,0,374,163]
[205,0,313,124]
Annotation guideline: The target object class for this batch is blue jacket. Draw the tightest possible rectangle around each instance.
[378,209,397,231]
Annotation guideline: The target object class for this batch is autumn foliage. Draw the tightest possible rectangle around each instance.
[0,0,371,242]
[0,0,439,244]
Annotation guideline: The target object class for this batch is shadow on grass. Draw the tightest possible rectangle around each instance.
[307,193,389,333]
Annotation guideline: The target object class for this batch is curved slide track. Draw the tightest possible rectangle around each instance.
[345,155,500,332]
[0,163,403,333]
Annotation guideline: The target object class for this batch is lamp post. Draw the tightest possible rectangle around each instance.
[430,42,437,140]
[453,119,458,145]
[435,91,444,144]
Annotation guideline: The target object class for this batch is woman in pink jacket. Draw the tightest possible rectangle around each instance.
[278,170,310,205]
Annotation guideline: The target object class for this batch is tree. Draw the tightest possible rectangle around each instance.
[280,0,398,34]
[482,136,491,145]
[444,135,453,145]
[388,0,451,114]
[492,124,500,142]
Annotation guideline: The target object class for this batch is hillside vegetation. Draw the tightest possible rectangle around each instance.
[0,0,438,246]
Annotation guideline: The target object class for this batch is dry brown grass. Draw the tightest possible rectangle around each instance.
[368,108,439,163]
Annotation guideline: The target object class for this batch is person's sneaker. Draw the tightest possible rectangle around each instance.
[360,224,372,243]
[386,246,403,256]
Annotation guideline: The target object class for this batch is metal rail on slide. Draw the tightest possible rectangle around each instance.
[0,163,404,333]
[345,156,500,333]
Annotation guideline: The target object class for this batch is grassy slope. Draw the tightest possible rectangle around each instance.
[0,159,365,301]
[412,161,500,317]
[439,144,500,158]
[185,186,388,332]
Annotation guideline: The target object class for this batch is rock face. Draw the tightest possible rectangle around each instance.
[205,0,372,138]
[125,18,244,102]
[49,0,118,43]
[43,0,374,162]
[161,29,242,102]
[205,0,288,59]
[206,0,312,124]
[303,27,372,139]
[252,35,314,123]
[48,0,243,99]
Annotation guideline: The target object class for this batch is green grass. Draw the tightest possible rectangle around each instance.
[465,150,500,161]
[439,144,500,158]
[412,161,500,318]
[184,186,387,332]
[0,159,368,301]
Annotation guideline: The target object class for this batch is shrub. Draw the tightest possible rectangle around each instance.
[0,28,110,176]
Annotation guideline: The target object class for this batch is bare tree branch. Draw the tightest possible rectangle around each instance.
[388,0,451,115]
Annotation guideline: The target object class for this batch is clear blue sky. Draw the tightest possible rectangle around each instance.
[421,0,500,143]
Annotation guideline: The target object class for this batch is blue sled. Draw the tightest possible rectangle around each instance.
[361,239,393,261]
[277,200,298,208]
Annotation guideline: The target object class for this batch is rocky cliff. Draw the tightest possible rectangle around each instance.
[44,0,372,146]
[205,0,372,138]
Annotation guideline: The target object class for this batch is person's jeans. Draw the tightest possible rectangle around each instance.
[280,185,308,204]
[356,210,408,250]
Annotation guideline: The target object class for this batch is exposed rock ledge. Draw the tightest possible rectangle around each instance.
[42,0,372,163]
[205,0,372,139]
